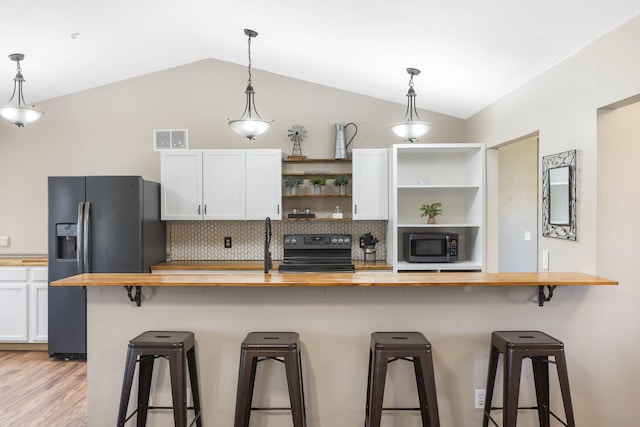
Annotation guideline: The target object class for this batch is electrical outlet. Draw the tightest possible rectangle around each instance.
[0,236,9,247]
[475,389,486,409]
[524,231,531,241]
[224,237,232,248]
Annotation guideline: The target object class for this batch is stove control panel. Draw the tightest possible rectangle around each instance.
[283,234,351,249]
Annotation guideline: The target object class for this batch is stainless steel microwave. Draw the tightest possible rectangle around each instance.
[403,232,459,263]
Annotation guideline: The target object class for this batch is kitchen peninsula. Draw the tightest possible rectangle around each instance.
[53,271,615,427]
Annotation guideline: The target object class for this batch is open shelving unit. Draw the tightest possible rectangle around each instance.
[282,158,352,220]
[387,143,486,272]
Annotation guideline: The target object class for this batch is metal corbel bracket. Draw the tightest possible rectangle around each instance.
[124,286,142,307]
[538,285,557,307]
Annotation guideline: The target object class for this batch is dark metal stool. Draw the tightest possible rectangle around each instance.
[365,332,440,427]
[483,330,575,427]
[117,331,202,427]
[234,332,306,427]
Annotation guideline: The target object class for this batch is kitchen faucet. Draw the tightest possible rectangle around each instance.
[264,217,272,273]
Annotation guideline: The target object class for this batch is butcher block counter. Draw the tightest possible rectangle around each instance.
[52,271,615,288]
[0,256,47,266]
[68,270,616,427]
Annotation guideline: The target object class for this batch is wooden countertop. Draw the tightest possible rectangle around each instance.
[151,260,392,271]
[0,257,47,266]
[52,271,617,288]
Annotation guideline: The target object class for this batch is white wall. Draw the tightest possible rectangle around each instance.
[0,58,465,255]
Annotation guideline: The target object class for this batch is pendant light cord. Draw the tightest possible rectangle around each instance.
[247,34,253,86]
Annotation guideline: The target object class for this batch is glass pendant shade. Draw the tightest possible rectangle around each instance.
[389,68,432,143]
[0,54,43,127]
[228,29,271,140]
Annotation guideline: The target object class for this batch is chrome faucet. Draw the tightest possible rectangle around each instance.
[264,217,272,273]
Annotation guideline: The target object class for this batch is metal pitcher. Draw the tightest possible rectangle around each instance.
[334,122,358,159]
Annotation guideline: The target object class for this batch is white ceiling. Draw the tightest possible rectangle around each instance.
[2,0,640,119]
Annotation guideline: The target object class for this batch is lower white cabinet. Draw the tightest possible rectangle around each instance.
[0,266,48,343]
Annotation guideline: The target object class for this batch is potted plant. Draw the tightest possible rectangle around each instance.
[309,176,326,195]
[333,174,350,195]
[283,176,303,195]
[420,202,442,224]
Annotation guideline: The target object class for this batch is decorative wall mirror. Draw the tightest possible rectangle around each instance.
[542,149,576,240]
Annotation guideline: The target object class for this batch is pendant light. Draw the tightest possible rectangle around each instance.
[389,68,432,143]
[0,53,43,127]
[228,29,272,140]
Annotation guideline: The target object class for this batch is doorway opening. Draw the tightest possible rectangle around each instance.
[494,134,539,272]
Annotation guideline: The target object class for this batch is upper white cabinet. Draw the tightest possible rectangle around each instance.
[246,150,282,219]
[0,266,48,343]
[352,148,389,220]
[203,150,246,220]
[387,143,485,272]
[162,149,282,220]
[161,151,203,220]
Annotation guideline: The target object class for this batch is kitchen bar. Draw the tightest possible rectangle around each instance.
[53,272,615,426]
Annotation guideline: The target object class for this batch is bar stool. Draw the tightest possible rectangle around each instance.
[365,332,440,427]
[233,332,306,427]
[482,330,575,427]
[116,331,202,427]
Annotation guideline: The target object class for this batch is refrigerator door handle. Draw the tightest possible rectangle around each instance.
[77,202,85,273]
[83,201,91,273]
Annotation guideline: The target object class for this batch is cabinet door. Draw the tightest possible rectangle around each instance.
[0,268,28,342]
[203,150,246,220]
[161,151,203,220]
[352,149,389,220]
[246,150,282,220]
[29,267,48,342]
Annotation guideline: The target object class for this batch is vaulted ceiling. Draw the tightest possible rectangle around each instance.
[2,0,640,118]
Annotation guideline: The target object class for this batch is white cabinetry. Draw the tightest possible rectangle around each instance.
[0,266,48,342]
[246,150,282,219]
[387,143,485,272]
[161,149,282,220]
[352,148,389,220]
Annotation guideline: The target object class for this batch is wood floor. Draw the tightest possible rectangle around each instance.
[0,351,87,426]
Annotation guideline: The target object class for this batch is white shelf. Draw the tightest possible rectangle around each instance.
[395,260,484,271]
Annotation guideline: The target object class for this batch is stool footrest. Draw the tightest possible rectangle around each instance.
[381,407,421,411]
[251,407,294,411]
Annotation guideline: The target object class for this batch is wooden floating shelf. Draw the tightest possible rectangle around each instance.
[283,158,352,163]
[283,194,352,198]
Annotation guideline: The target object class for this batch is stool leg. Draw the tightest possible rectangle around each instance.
[482,345,500,427]
[531,356,550,427]
[414,355,440,427]
[137,355,155,426]
[503,351,523,427]
[117,349,138,427]
[187,346,203,427]
[285,347,307,427]
[234,351,258,427]
[367,349,388,427]
[364,349,374,427]
[168,349,188,427]
[555,352,576,427]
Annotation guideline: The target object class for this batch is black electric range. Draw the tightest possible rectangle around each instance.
[278,234,355,273]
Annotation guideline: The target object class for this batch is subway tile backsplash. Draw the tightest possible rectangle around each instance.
[168,220,387,261]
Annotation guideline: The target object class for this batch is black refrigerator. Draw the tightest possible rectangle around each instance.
[47,176,166,359]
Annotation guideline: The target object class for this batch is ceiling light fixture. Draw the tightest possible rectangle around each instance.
[228,29,272,141]
[0,53,43,127]
[389,68,432,143]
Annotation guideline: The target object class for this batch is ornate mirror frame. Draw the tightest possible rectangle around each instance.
[542,149,577,240]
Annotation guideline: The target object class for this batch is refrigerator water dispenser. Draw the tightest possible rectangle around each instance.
[56,223,77,260]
